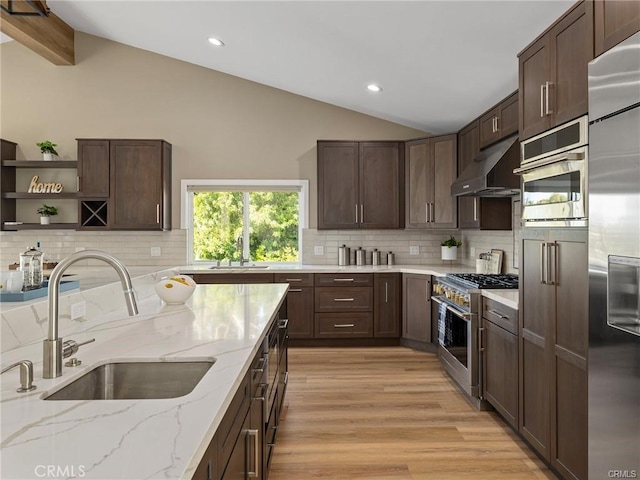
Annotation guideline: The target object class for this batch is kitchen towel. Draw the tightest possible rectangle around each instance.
[438,302,447,346]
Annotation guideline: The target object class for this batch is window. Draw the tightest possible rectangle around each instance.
[182,180,308,264]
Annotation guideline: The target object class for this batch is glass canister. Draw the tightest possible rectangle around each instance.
[20,246,44,291]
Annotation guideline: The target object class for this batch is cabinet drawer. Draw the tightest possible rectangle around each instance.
[216,372,250,472]
[274,272,314,287]
[314,313,373,338]
[482,297,518,335]
[315,273,373,286]
[190,273,274,284]
[315,286,372,312]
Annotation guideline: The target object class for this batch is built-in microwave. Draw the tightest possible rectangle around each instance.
[514,116,588,227]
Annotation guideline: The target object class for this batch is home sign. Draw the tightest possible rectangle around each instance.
[27,175,64,194]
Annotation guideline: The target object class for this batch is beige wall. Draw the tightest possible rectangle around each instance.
[0,33,427,229]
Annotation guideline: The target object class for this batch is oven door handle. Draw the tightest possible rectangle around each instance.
[432,296,474,320]
[513,151,584,174]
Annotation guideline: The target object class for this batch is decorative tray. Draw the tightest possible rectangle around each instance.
[0,280,80,302]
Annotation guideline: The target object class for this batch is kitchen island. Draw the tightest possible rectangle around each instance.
[0,282,287,480]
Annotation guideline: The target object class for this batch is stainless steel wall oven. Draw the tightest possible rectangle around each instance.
[515,116,588,227]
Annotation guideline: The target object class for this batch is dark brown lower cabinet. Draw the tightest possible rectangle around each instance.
[374,273,401,338]
[402,274,432,344]
[481,297,518,430]
[274,273,314,340]
[520,228,587,480]
[221,413,251,480]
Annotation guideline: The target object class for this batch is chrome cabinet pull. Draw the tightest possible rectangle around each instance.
[355,204,358,224]
[479,326,485,352]
[334,323,355,328]
[285,278,302,282]
[279,319,289,329]
[430,203,435,223]
[473,197,478,221]
[334,298,355,302]
[487,309,509,320]
[360,204,364,224]
[540,84,545,117]
[540,241,547,284]
[425,202,429,223]
[288,288,303,293]
[548,242,558,286]
[545,81,553,115]
[156,204,160,224]
[333,278,354,282]
[385,282,388,303]
[247,429,259,478]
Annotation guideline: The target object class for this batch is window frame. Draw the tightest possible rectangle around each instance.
[181,179,308,265]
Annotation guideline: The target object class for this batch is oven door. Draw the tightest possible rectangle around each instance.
[515,147,587,227]
[433,297,479,398]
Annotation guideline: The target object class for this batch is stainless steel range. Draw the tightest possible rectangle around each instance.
[432,273,518,408]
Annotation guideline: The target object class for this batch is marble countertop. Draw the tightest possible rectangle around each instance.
[481,289,519,310]
[0,283,288,480]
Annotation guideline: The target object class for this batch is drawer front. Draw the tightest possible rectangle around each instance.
[482,297,518,335]
[315,273,373,287]
[217,372,250,471]
[314,313,373,338]
[190,273,274,284]
[274,272,314,287]
[314,286,373,312]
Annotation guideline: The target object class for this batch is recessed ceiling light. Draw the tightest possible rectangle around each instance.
[208,37,225,47]
[367,84,382,92]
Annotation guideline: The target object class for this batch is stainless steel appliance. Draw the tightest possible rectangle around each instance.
[588,31,640,479]
[515,115,588,227]
[432,273,518,408]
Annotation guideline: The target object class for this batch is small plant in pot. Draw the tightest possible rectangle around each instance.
[37,204,58,225]
[441,235,462,261]
[36,141,59,161]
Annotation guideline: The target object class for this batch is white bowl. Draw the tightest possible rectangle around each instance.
[154,275,196,304]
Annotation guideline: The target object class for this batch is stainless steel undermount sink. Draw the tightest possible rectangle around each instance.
[209,265,270,270]
[43,360,215,401]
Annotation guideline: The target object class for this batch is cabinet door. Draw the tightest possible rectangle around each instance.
[549,0,593,128]
[479,108,500,149]
[550,239,588,480]
[77,139,110,198]
[402,274,431,343]
[109,140,165,230]
[520,237,552,459]
[193,436,219,480]
[498,93,519,139]
[359,142,402,229]
[457,121,481,229]
[595,0,640,56]
[483,318,518,429]
[284,287,314,339]
[519,36,552,140]
[405,139,431,228]
[221,412,250,480]
[431,135,457,229]
[317,141,359,229]
[374,273,401,338]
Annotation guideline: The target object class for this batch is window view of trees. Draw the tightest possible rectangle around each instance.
[192,191,299,262]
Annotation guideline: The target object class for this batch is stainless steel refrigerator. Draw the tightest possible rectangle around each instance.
[588,31,640,479]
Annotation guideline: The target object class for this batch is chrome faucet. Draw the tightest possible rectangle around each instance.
[43,250,138,379]
[236,235,249,266]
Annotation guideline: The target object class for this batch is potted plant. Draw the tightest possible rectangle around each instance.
[36,140,59,161]
[37,204,58,225]
[441,235,462,261]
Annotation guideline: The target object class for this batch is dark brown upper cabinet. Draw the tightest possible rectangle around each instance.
[479,91,518,149]
[594,0,640,56]
[405,134,457,229]
[77,139,171,231]
[317,141,404,230]
[518,1,594,141]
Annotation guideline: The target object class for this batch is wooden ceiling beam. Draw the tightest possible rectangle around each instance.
[0,0,74,65]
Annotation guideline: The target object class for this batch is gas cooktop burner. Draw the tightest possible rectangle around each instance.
[445,273,519,290]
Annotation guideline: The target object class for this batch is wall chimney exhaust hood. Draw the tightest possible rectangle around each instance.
[451,134,521,197]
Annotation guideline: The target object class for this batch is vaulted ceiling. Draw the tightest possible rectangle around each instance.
[3,1,576,133]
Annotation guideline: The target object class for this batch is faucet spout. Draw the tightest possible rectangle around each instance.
[43,250,138,379]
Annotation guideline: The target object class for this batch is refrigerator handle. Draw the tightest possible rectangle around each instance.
[540,241,547,284]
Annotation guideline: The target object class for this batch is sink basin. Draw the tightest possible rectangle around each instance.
[209,265,270,269]
[43,360,215,400]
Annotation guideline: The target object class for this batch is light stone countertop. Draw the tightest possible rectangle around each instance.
[481,289,519,310]
[0,283,288,480]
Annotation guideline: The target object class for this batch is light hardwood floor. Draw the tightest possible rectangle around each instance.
[269,347,557,480]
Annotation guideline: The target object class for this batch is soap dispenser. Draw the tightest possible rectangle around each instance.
[19,246,44,291]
